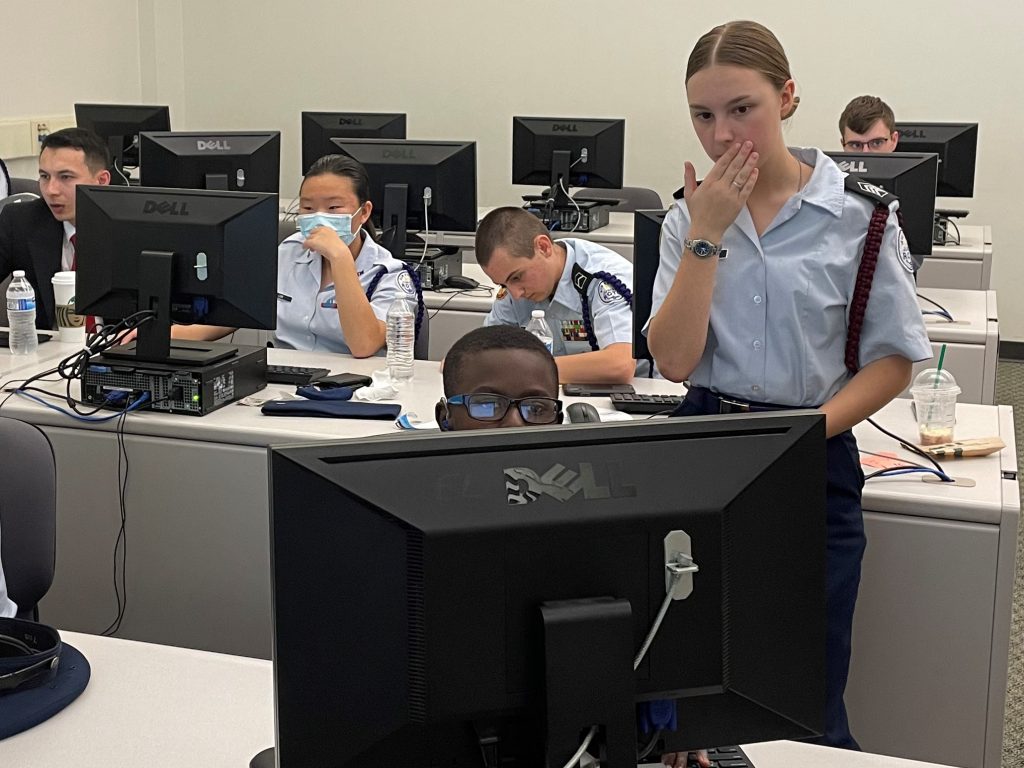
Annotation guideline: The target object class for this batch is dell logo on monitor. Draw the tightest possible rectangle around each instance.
[196,140,231,151]
[901,128,927,139]
[142,200,190,216]
[836,160,868,174]
[338,118,363,126]
[503,462,636,505]
[551,123,578,132]
[382,149,415,160]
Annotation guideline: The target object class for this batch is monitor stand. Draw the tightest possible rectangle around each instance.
[933,209,970,246]
[99,339,238,366]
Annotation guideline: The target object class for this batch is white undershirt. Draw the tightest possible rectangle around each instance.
[61,220,76,272]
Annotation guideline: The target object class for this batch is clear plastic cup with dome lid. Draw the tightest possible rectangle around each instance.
[910,368,961,446]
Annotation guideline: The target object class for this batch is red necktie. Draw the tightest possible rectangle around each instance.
[69,234,98,333]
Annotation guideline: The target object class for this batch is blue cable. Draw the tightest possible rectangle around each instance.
[15,390,150,422]
[867,466,954,483]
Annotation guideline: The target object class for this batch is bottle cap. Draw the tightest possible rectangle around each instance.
[531,310,545,319]
[12,270,25,278]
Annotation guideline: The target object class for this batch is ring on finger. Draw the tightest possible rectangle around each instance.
[732,179,744,188]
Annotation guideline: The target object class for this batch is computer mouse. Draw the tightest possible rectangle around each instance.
[567,402,602,424]
[444,274,480,290]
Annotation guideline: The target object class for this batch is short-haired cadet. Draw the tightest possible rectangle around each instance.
[436,325,563,431]
[0,127,111,329]
[839,95,899,153]
[476,207,638,385]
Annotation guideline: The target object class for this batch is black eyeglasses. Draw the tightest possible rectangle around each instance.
[842,137,892,151]
[447,393,562,424]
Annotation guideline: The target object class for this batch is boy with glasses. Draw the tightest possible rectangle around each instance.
[436,325,563,431]
[839,95,899,153]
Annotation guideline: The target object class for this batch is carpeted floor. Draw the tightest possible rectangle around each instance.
[995,360,1023,768]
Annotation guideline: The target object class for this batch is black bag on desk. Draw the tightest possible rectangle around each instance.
[260,399,402,419]
[0,618,91,740]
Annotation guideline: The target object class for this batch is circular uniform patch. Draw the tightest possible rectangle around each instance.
[598,280,623,304]
[897,229,915,274]
[397,270,415,295]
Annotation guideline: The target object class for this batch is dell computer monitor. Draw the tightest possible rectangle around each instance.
[268,416,828,766]
[894,122,977,198]
[330,138,477,258]
[512,116,625,207]
[633,209,668,363]
[139,131,281,193]
[74,103,171,174]
[824,151,938,259]
[301,112,407,174]
[75,184,278,365]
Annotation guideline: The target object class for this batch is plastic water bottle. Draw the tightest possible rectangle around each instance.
[525,309,554,353]
[6,270,38,355]
[386,297,415,384]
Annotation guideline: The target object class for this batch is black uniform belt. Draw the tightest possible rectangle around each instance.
[685,386,811,414]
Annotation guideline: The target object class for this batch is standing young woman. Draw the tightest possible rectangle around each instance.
[173,154,419,356]
[647,20,931,758]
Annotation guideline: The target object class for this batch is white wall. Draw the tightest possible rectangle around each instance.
[4,1,1023,339]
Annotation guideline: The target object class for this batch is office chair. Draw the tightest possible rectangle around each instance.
[0,417,57,621]
[0,192,40,215]
[9,177,40,196]
[573,186,663,213]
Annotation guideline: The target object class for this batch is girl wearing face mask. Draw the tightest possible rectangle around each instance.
[647,20,930,763]
[172,154,417,357]
[275,154,416,356]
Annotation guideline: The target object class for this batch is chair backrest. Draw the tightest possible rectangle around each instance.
[0,192,40,215]
[9,177,40,196]
[0,417,57,620]
[278,217,298,244]
[573,186,664,213]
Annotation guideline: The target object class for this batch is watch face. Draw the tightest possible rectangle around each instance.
[690,239,715,258]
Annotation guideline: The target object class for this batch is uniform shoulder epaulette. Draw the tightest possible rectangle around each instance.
[844,175,899,206]
[672,185,685,200]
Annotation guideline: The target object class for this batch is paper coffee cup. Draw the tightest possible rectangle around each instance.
[51,271,86,344]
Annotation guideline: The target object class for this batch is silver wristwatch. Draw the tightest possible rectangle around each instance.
[684,238,723,259]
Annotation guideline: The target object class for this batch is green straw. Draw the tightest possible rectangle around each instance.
[934,343,947,388]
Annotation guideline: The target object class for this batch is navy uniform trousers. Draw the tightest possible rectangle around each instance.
[675,387,865,750]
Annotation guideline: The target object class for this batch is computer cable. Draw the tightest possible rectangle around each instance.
[419,187,432,264]
[559,176,583,234]
[917,293,954,323]
[563,558,694,768]
[866,416,952,481]
[427,286,495,319]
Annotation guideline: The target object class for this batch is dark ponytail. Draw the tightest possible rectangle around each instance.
[303,154,378,241]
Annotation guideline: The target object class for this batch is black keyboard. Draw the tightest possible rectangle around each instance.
[609,392,683,415]
[0,332,53,348]
[700,745,755,767]
[265,365,330,386]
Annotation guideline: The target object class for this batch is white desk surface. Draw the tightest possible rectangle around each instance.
[426,207,638,247]
[916,287,996,345]
[422,263,497,312]
[930,224,991,261]
[3,345,1015,526]
[0,630,955,768]
[0,331,66,377]
[0,347,685,448]
[853,400,1018,525]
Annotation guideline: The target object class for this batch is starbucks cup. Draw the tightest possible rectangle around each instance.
[51,271,86,345]
[909,368,960,446]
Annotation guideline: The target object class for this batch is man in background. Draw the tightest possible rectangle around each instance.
[839,96,899,153]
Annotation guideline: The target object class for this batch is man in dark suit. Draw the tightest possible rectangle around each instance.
[0,128,110,329]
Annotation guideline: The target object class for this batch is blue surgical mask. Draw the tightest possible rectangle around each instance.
[296,206,363,244]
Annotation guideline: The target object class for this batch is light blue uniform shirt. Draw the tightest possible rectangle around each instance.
[647,147,931,406]
[273,230,414,355]
[0,524,16,617]
[484,238,634,357]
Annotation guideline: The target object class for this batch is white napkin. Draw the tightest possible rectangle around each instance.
[352,369,399,401]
